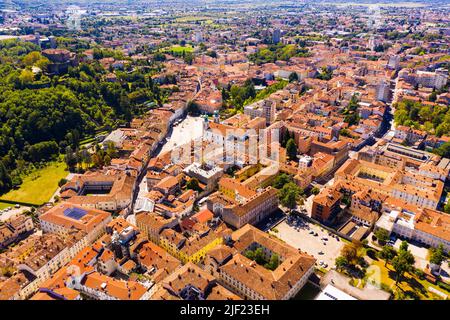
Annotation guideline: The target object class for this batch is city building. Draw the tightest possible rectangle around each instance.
[205,225,316,300]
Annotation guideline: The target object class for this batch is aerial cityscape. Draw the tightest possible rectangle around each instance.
[0,0,449,303]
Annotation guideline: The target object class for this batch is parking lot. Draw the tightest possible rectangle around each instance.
[271,216,345,270]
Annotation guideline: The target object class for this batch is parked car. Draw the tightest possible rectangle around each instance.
[14,204,20,209]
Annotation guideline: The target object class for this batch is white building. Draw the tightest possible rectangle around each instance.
[375,208,450,252]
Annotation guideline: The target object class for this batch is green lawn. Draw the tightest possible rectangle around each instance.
[0,161,68,205]
[0,202,10,210]
[167,45,194,54]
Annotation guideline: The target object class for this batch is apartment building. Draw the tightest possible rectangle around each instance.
[334,159,444,209]
[0,231,86,300]
[60,171,136,212]
[135,211,178,244]
[39,203,112,242]
[375,202,450,252]
[205,225,316,300]
[0,215,34,249]
[311,187,343,223]
[68,271,152,300]
[150,262,241,300]
[159,222,231,264]
[207,178,279,229]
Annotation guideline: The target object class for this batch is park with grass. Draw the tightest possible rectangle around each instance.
[0,161,68,207]
[334,239,450,300]
[0,202,10,210]
[167,45,194,54]
[365,259,450,300]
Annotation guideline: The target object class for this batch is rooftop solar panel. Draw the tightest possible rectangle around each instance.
[63,207,88,220]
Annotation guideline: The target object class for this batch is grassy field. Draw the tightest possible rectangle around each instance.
[0,202,10,210]
[0,161,68,205]
[366,260,449,300]
[167,45,194,54]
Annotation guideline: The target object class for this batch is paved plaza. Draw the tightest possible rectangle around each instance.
[271,216,345,270]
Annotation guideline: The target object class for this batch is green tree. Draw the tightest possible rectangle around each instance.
[399,241,409,252]
[103,154,111,166]
[58,178,68,187]
[105,141,118,158]
[153,52,166,62]
[22,51,43,66]
[264,253,280,271]
[36,58,49,72]
[279,182,302,209]
[379,245,397,267]
[254,247,265,265]
[282,129,294,147]
[375,228,390,245]
[443,201,450,214]
[0,161,12,193]
[429,244,446,266]
[341,243,358,265]
[186,178,202,192]
[311,186,320,195]
[64,146,77,170]
[286,138,297,161]
[272,173,292,189]
[183,52,194,65]
[392,249,415,284]
[19,68,34,85]
[435,142,450,159]
[335,256,348,271]
[244,250,255,260]
[26,141,59,162]
[429,91,437,102]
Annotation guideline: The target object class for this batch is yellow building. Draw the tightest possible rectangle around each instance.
[159,223,231,264]
[218,177,256,202]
